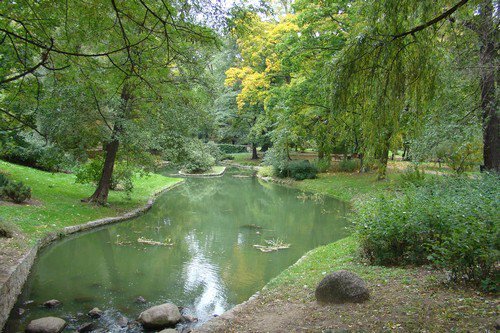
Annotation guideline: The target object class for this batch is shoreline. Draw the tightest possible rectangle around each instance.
[0,180,184,331]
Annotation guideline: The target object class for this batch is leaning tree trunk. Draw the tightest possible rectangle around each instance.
[85,138,119,205]
[86,83,132,205]
[478,1,499,172]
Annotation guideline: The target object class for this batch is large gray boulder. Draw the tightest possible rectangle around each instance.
[315,270,369,304]
[25,317,66,333]
[137,303,181,329]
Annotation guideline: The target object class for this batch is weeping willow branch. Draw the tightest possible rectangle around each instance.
[391,0,470,39]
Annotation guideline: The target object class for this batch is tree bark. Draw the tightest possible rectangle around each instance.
[478,1,499,172]
[251,143,258,159]
[85,138,119,205]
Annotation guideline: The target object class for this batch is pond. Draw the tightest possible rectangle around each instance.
[5,168,349,332]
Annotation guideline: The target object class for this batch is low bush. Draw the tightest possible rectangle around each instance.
[257,165,274,178]
[206,141,224,162]
[337,159,360,172]
[353,174,499,290]
[1,181,32,203]
[217,144,248,154]
[182,140,215,174]
[0,173,9,188]
[0,135,72,172]
[315,158,331,173]
[400,164,426,187]
[276,160,318,181]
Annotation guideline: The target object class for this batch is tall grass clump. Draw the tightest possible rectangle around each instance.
[353,174,499,291]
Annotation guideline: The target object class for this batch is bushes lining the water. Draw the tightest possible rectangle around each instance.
[275,160,318,180]
[353,174,499,290]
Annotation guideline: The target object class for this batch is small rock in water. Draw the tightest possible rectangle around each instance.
[315,270,370,304]
[76,322,95,333]
[24,300,35,306]
[18,308,25,316]
[137,303,181,329]
[25,317,66,333]
[87,307,103,319]
[117,316,128,328]
[43,300,61,308]
[181,315,198,323]
[158,329,177,333]
[135,296,147,304]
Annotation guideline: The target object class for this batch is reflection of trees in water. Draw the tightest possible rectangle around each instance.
[182,231,228,319]
[21,174,350,330]
[178,178,223,202]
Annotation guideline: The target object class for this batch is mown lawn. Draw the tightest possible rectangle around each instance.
[295,171,403,202]
[0,160,182,243]
[228,153,262,166]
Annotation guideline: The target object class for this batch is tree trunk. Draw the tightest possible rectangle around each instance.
[251,143,258,159]
[359,153,365,173]
[478,1,499,172]
[85,138,119,205]
[85,82,132,205]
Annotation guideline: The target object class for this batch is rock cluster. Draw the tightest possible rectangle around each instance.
[24,301,184,333]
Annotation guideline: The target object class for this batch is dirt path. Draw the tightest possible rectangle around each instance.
[195,268,498,333]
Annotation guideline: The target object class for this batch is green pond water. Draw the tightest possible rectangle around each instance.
[6,168,349,332]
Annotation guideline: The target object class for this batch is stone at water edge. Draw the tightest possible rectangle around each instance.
[42,300,61,308]
[159,329,178,333]
[87,307,103,318]
[25,317,66,333]
[182,314,198,323]
[315,270,370,304]
[76,322,95,333]
[137,303,182,329]
[117,316,128,328]
[135,296,147,304]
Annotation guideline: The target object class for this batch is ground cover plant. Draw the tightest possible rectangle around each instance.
[352,174,500,291]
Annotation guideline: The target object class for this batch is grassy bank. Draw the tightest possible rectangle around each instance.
[246,168,497,331]
[295,172,402,202]
[240,236,497,332]
[0,160,182,243]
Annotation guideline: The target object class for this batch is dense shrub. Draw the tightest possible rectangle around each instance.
[0,173,9,188]
[75,159,134,193]
[217,144,248,154]
[337,159,360,172]
[257,165,274,178]
[182,140,215,174]
[1,181,32,203]
[276,160,318,180]
[400,164,426,187]
[315,158,331,173]
[206,141,224,162]
[353,174,499,290]
[263,146,289,171]
[0,135,72,172]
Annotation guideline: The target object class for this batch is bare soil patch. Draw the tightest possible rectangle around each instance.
[195,269,498,333]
